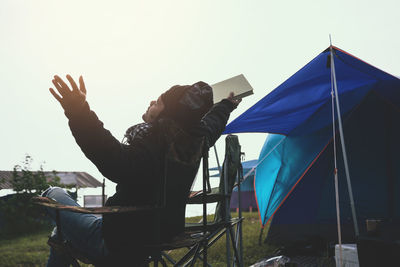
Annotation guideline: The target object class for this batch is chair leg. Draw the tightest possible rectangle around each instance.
[228,228,241,267]
[175,243,200,266]
[160,257,167,267]
[148,252,168,267]
[188,244,201,267]
[161,251,177,265]
[235,222,244,267]
[71,258,81,267]
[153,254,159,267]
[196,254,213,267]
[226,228,231,267]
[180,243,200,267]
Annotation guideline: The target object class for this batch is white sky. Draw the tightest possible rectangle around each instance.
[1,0,400,201]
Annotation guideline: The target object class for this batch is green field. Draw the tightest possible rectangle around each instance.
[0,212,277,267]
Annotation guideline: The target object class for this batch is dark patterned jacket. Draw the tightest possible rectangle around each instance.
[66,99,235,256]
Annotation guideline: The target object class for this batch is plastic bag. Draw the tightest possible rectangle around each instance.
[250,255,291,267]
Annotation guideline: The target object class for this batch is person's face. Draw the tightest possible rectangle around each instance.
[142,96,165,123]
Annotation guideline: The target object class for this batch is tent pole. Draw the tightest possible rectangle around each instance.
[330,45,343,267]
[330,45,360,236]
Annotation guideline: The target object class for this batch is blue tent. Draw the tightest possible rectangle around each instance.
[225,46,400,245]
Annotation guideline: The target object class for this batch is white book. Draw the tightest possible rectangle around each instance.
[211,74,254,103]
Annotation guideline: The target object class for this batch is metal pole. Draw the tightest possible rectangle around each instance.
[330,51,343,267]
[202,147,209,267]
[214,145,222,177]
[330,45,360,236]
[237,165,244,267]
[224,157,231,267]
[102,178,105,206]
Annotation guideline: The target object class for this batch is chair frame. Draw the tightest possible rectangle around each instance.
[156,134,244,267]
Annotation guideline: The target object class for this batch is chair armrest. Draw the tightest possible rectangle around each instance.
[32,196,159,214]
[185,217,244,232]
[187,187,224,204]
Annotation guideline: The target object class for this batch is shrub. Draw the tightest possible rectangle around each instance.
[0,155,70,238]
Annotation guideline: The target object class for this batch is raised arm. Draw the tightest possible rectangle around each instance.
[49,75,155,184]
[197,92,241,147]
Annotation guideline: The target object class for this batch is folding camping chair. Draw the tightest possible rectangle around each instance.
[33,127,244,266]
[168,134,245,267]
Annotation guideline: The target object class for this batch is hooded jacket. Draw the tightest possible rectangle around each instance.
[66,91,235,259]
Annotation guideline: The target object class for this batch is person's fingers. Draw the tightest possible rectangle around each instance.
[54,75,70,90]
[52,79,68,96]
[226,92,241,106]
[66,74,79,92]
[79,76,86,95]
[53,75,71,96]
[49,88,62,103]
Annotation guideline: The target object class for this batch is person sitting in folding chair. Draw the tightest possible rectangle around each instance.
[43,74,240,266]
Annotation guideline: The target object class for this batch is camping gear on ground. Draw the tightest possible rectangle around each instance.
[250,254,337,267]
[334,244,359,267]
[224,46,400,250]
[249,255,291,267]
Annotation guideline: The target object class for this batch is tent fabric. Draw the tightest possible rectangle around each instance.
[266,92,400,245]
[224,47,400,135]
[224,46,400,245]
[255,109,334,226]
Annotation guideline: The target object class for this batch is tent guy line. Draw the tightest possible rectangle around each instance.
[242,137,285,180]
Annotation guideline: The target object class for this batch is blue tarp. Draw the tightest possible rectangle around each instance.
[224,46,400,244]
[225,47,400,136]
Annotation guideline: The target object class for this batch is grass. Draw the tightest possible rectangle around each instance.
[0,212,275,267]
[0,230,52,267]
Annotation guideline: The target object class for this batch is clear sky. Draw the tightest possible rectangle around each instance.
[1,0,400,199]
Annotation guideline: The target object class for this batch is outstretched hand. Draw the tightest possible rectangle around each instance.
[50,75,87,116]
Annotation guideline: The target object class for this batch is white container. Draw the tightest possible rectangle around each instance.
[335,244,359,267]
